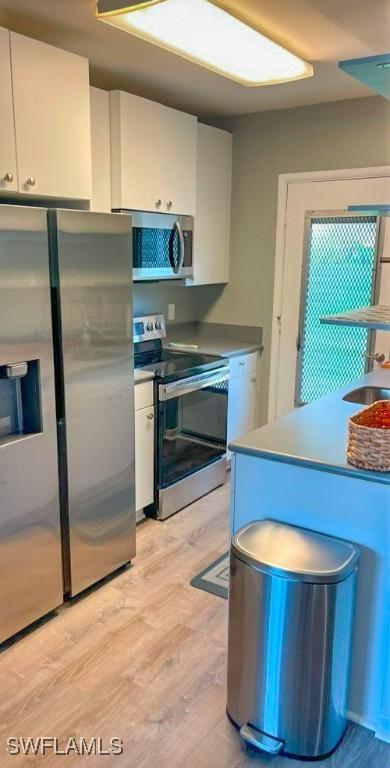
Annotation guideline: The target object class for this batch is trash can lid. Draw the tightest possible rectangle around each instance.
[231,520,360,584]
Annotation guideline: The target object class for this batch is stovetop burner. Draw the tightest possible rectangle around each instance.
[133,314,226,383]
[134,346,224,383]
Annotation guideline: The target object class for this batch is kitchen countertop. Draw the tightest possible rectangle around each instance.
[134,369,155,384]
[230,368,390,485]
[164,321,263,359]
[165,338,262,358]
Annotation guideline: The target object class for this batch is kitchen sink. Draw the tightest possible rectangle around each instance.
[343,386,390,405]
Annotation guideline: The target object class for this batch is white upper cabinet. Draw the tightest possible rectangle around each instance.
[10,31,92,200]
[110,90,197,215]
[90,87,111,213]
[0,28,18,193]
[188,123,232,286]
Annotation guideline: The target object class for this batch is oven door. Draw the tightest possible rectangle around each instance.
[158,367,229,489]
[128,211,193,281]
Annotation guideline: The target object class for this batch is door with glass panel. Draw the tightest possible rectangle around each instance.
[295,212,382,407]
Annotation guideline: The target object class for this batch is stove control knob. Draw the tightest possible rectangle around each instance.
[146,322,154,331]
[155,321,162,330]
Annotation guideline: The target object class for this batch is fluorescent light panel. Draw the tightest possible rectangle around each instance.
[97,0,313,86]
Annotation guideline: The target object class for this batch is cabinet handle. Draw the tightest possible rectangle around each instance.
[156,199,161,208]
[167,200,173,210]
[147,413,154,420]
[26,177,36,187]
[2,172,13,183]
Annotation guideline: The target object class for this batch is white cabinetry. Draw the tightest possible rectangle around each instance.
[0,28,18,193]
[11,32,91,199]
[188,123,232,286]
[0,28,92,200]
[227,353,258,454]
[110,90,197,215]
[90,87,111,212]
[134,381,154,514]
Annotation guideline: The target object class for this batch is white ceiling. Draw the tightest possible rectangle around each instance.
[0,0,388,117]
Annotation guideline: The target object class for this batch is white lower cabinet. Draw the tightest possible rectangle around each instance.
[227,353,258,454]
[134,382,154,514]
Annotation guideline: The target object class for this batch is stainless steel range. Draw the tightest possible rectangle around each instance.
[134,315,229,520]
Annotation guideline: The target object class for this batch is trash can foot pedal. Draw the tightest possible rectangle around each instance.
[240,724,283,755]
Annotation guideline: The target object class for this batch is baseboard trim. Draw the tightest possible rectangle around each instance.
[346,710,390,743]
[347,710,375,732]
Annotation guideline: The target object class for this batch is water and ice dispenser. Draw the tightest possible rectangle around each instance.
[0,360,42,441]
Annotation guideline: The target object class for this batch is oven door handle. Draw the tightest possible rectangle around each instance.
[159,366,229,401]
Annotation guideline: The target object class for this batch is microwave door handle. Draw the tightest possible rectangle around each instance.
[175,220,185,274]
[168,225,177,273]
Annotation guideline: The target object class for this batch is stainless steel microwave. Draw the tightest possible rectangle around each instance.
[113,210,194,281]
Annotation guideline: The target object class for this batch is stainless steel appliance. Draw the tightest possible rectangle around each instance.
[134,314,228,520]
[227,520,359,759]
[113,210,193,281]
[49,210,135,596]
[0,205,63,643]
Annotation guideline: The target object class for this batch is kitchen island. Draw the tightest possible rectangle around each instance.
[229,369,390,743]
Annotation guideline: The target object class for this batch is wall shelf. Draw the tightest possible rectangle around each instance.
[320,305,390,331]
[339,54,390,100]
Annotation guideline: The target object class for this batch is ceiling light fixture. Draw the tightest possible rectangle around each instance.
[96,0,313,87]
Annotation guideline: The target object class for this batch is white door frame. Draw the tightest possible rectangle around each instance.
[268,165,390,423]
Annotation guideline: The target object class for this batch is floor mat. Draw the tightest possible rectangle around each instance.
[190,552,229,599]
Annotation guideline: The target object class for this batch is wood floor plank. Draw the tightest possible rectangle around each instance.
[0,481,388,768]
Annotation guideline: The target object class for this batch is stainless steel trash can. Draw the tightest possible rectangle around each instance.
[227,520,360,760]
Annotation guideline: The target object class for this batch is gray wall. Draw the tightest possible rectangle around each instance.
[133,281,222,323]
[202,96,390,424]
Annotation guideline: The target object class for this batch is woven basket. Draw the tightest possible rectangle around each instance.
[347,400,390,472]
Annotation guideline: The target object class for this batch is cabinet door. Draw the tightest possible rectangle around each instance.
[10,32,92,199]
[189,123,232,285]
[158,101,197,215]
[227,372,257,448]
[0,27,18,193]
[135,405,155,512]
[110,91,197,215]
[90,87,111,212]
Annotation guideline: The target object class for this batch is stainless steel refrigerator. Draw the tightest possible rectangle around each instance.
[49,209,135,598]
[0,204,63,643]
[0,206,135,642]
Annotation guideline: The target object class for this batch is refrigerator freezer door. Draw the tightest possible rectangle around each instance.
[0,205,63,643]
[49,210,135,596]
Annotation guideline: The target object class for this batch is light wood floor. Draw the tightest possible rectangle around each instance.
[1,482,389,767]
